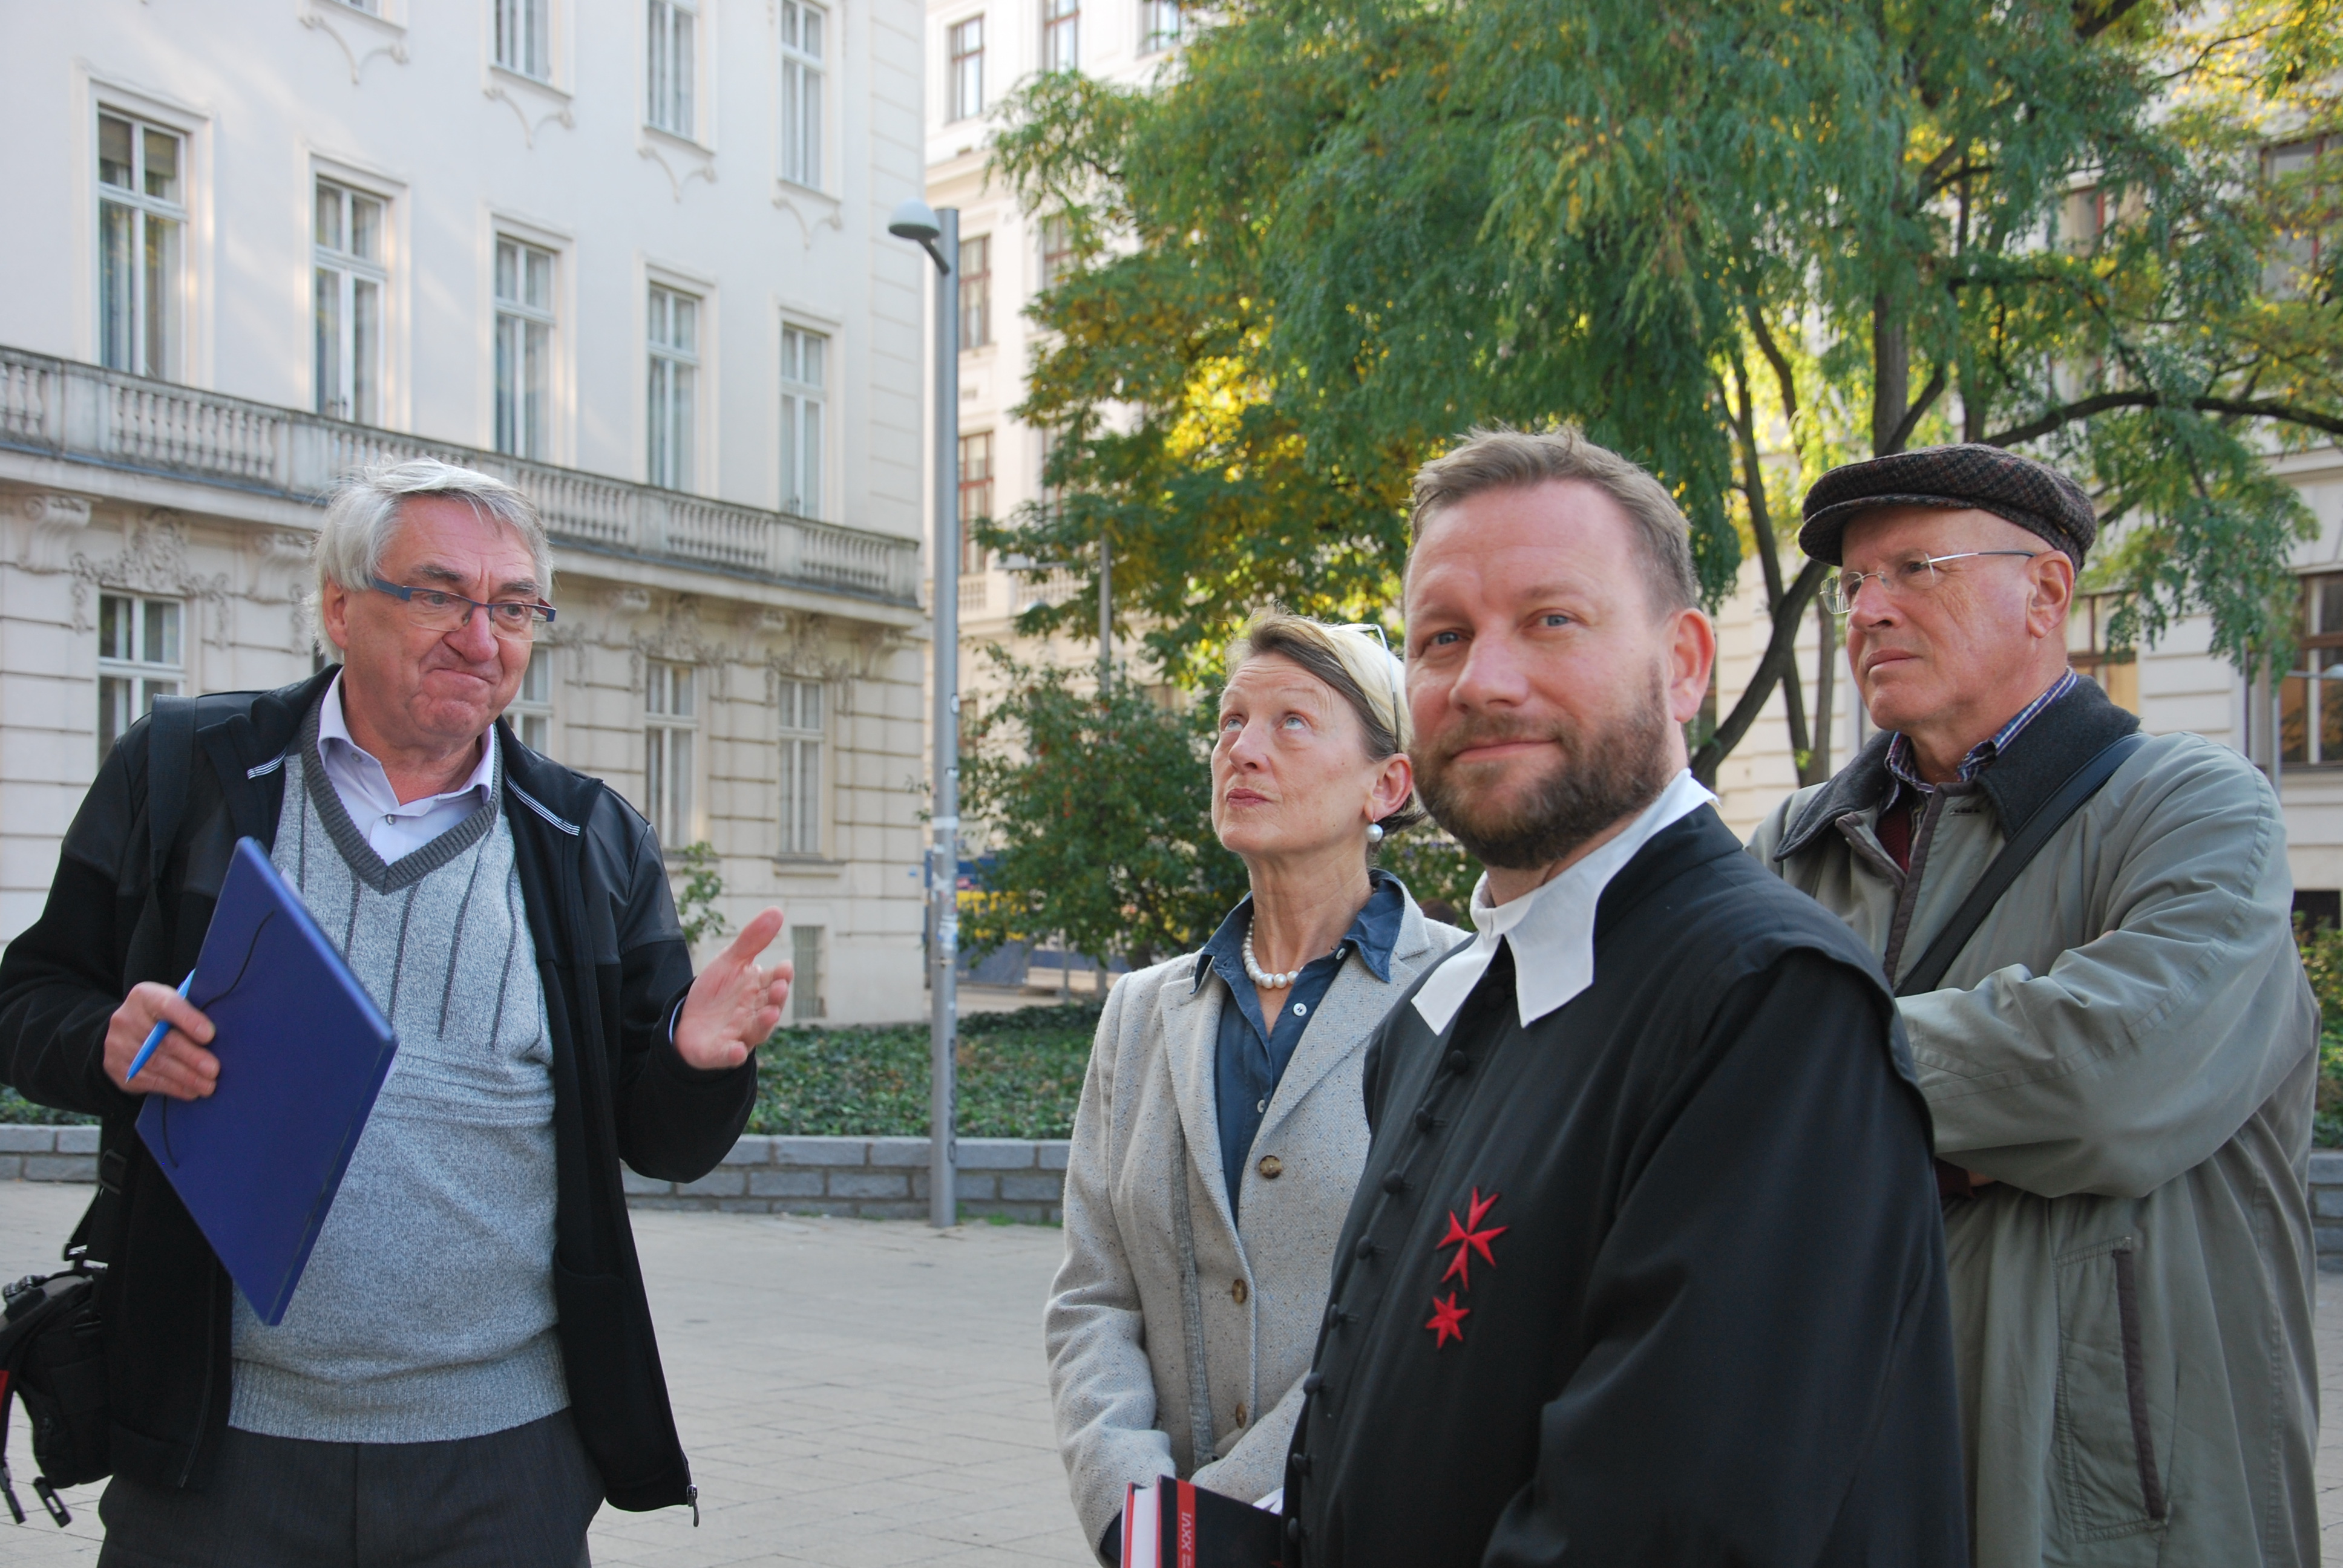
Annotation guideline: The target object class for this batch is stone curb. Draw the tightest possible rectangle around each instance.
[0,1126,1069,1224]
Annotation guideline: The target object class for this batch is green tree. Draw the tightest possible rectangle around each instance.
[959,656,1251,969]
[991,0,2343,782]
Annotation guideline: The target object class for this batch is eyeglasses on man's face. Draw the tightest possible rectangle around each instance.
[1824,550,2043,616]
[368,577,557,641]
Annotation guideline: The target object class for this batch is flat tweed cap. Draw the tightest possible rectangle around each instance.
[1798,443,2097,566]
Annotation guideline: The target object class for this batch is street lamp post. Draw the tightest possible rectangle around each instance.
[890,197,960,1229]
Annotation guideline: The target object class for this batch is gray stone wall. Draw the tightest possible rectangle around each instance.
[0,1126,1070,1224]
[623,1135,1071,1222]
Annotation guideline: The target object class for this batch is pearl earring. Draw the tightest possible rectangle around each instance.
[1366,823,1386,844]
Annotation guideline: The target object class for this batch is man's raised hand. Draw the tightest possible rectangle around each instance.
[673,907,793,1070]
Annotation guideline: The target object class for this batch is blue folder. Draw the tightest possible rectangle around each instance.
[137,837,399,1326]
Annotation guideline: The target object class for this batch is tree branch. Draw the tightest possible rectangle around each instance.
[2074,0,2146,41]
[1884,364,1951,454]
[1691,558,1830,787]
[1984,389,2343,445]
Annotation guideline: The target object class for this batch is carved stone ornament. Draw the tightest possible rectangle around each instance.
[13,492,97,573]
[68,512,232,644]
[607,586,654,615]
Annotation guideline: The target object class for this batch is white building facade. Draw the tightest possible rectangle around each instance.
[0,0,937,1022]
[922,0,1181,694]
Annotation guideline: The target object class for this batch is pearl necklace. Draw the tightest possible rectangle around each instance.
[1243,917,1334,991]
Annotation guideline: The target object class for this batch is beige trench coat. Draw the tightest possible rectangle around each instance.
[1045,892,1463,1558]
[1751,686,2318,1568]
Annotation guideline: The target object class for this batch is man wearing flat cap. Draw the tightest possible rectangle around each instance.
[1751,443,2318,1567]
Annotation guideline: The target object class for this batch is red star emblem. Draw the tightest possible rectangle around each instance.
[1436,1187,1507,1289]
[1424,1292,1470,1348]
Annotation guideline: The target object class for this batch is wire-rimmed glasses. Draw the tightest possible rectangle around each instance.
[369,577,557,641]
[1823,550,2043,616]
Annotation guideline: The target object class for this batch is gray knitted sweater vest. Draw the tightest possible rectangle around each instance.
[228,705,568,1443]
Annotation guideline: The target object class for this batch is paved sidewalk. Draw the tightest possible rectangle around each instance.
[11,1169,2343,1563]
[0,1181,1091,1567]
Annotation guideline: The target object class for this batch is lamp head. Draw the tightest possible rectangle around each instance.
[888,198,942,244]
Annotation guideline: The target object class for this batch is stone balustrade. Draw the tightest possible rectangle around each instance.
[0,1126,1070,1225]
[0,345,921,607]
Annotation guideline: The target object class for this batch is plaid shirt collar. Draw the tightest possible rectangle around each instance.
[1884,668,2077,797]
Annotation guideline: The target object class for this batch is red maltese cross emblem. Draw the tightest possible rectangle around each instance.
[1437,1188,1507,1290]
[1424,1292,1470,1349]
[1423,1188,1505,1349]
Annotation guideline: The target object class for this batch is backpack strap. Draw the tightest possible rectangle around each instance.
[1894,731,2148,997]
[145,694,198,892]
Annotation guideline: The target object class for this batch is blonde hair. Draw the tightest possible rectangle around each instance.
[1227,611,1424,834]
[1410,425,1699,612]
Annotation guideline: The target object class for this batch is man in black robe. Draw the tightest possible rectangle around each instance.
[1281,428,1965,1567]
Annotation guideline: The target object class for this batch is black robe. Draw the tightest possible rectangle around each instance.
[1282,807,1965,1567]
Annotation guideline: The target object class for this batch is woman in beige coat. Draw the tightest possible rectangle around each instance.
[1046,614,1467,1563]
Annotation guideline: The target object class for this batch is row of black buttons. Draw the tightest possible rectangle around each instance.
[1283,1027,1484,1555]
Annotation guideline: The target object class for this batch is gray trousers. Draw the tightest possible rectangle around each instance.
[94,1409,601,1568]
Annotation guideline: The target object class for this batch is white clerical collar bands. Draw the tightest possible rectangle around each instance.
[1410,769,1715,1035]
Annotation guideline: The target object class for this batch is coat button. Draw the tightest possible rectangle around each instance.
[1354,1236,1377,1260]
[1381,1171,1408,1194]
[1293,1453,1312,1477]
[1234,1402,1248,1426]
[1302,1371,1323,1393]
[1258,1155,1283,1179]
[1232,1278,1248,1304]
[1446,1050,1471,1076]
[1413,1107,1435,1132]
[1286,1518,1303,1543]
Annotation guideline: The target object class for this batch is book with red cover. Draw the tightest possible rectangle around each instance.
[1121,1477,1283,1568]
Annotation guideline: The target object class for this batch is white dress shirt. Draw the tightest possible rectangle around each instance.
[316,673,497,863]
[1411,768,1715,1034]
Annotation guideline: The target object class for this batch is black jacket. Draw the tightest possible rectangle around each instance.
[1284,808,1966,1567]
[0,670,756,1510]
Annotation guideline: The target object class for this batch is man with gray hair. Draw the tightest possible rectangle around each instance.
[0,458,794,1565]
[1752,444,2318,1567]
[1277,427,1964,1567]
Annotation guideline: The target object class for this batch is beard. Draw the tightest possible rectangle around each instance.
[1415,665,1675,871]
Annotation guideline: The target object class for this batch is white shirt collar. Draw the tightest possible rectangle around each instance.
[1411,769,1715,1034]
[316,671,497,821]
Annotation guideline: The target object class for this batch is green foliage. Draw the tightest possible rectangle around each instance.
[672,841,729,949]
[2295,915,2343,1146]
[1376,830,1482,929]
[0,1086,94,1126]
[958,655,1251,968]
[750,1004,1101,1139]
[989,0,2343,768]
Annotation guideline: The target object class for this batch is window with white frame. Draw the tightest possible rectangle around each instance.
[776,678,825,856]
[647,284,699,491]
[644,660,698,846]
[1040,212,1076,288]
[314,180,385,425]
[97,593,183,765]
[949,16,985,121]
[1140,0,1179,51]
[497,0,552,79]
[791,922,825,1019]
[780,325,827,517]
[1043,0,1079,72]
[97,112,186,381]
[494,237,554,459]
[647,0,697,137]
[958,235,991,350]
[781,0,825,189]
[511,652,554,753]
[959,431,993,573]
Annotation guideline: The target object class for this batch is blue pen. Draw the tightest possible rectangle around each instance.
[126,970,196,1083]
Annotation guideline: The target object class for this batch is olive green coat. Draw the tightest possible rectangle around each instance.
[1750,681,2317,1568]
